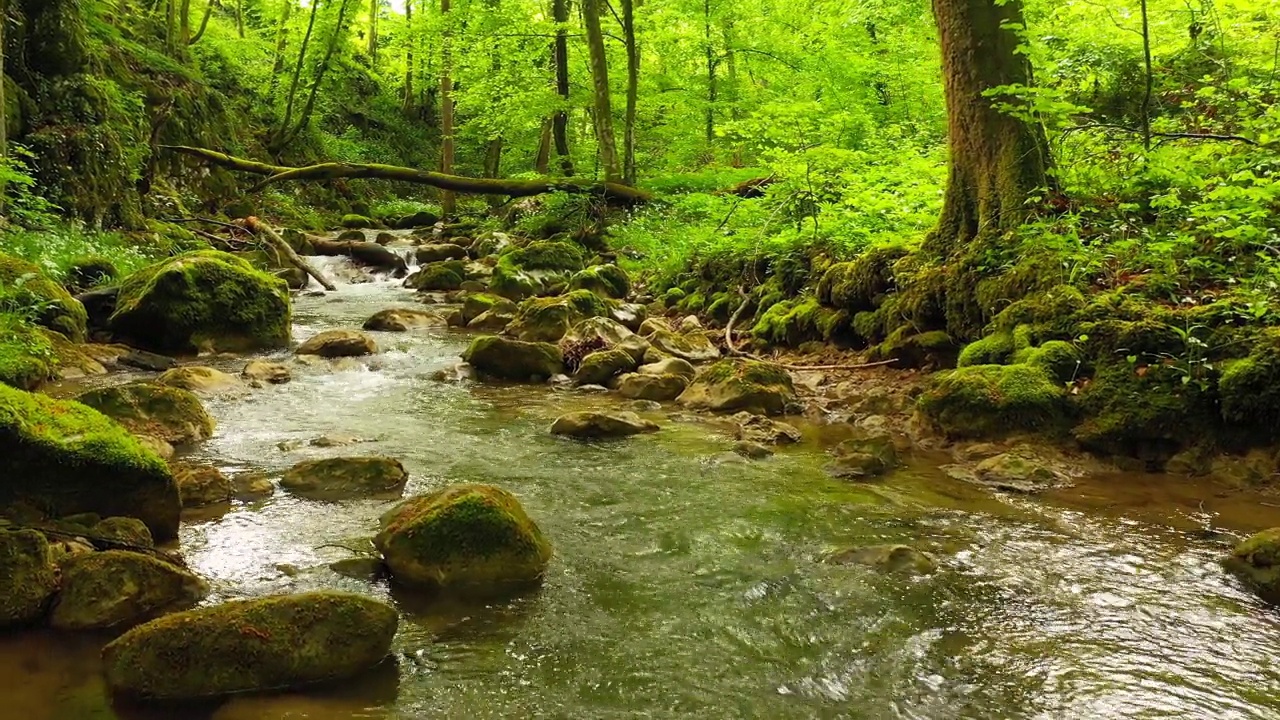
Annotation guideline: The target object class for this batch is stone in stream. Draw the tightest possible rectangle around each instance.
[173,464,233,508]
[108,250,291,355]
[92,517,154,548]
[506,291,610,343]
[677,359,797,416]
[241,359,292,384]
[646,328,721,363]
[550,411,660,439]
[615,373,688,402]
[102,591,399,700]
[562,316,637,350]
[467,309,516,331]
[1225,528,1280,603]
[971,452,1068,494]
[405,262,465,292]
[460,293,518,326]
[733,441,774,459]
[825,545,937,575]
[156,366,243,395]
[76,383,215,447]
[50,550,208,631]
[462,335,564,382]
[363,308,448,332]
[0,530,60,628]
[415,243,470,264]
[0,385,180,540]
[280,457,409,501]
[825,431,900,480]
[375,484,552,590]
[574,348,638,386]
[296,329,379,357]
[567,264,631,299]
[733,412,802,445]
[637,356,696,380]
[229,472,276,500]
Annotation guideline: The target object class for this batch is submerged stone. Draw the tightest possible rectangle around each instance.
[1225,528,1280,603]
[50,550,208,631]
[825,544,936,575]
[281,457,409,501]
[550,411,660,439]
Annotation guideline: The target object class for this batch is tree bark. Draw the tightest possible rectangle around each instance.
[179,0,191,45]
[0,0,6,216]
[244,218,337,291]
[582,0,620,182]
[621,0,638,185]
[440,0,456,216]
[236,0,245,37]
[276,0,323,148]
[552,0,574,175]
[402,0,415,111]
[166,0,177,52]
[279,0,356,149]
[535,118,553,174]
[368,0,379,66]
[703,0,716,147]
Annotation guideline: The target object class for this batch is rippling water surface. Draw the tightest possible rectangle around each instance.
[4,249,1280,719]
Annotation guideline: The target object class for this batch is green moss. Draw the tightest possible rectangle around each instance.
[871,327,959,369]
[575,348,637,386]
[64,254,119,292]
[490,261,541,300]
[461,293,515,325]
[0,314,56,390]
[750,296,849,347]
[507,291,609,343]
[1224,528,1280,603]
[501,240,585,273]
[1016,340,1082,384]
[895,257,948,328]
[405,262,465,292]
[341,214,375,229]
[661,287,687,307]
[569,264,631,299]
[76,383,214,446]
[0,252,89,342]
[679,291,707,314]
[957,331,1016,367]
[0,529,59,627]
[50,550,208,630]
[462,335,565,381]
[990,284,1087,338]
[816,245,909,313]
[374,484,552,590]
[109,251,291,355]
[918,364,1069,439]
[679,359,797,415]
[102,592,398,700]
[1219,331,1280,436]
[0,384,179,539]
[1071,363,1219,460]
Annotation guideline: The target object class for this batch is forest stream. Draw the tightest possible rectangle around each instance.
[4,238,1280,720]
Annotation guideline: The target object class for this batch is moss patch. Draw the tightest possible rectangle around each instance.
[918,364,1069,439]
[0,252,89,342]
[678,359,797,416]
[0,529,59,628]
[569,264,631,299]
[76,382,214,446]
[50,550,208,630]
[0,313,56,390]
[462,335,565,381]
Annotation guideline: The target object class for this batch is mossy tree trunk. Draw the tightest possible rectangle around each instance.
[582,0,620,183]
[926,0,1051,257]
[368,0,379,65]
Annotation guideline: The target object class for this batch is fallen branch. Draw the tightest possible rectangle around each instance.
[1069,122,1261,146]
[162,145,653,204]
[245,217,338,291]
[723,288,897,371]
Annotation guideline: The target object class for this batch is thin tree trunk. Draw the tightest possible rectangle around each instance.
[189,0,215,44]
[368,0,379,65]
[535,118,553,173]
[281,0,355,148]
[703,0,716,147]
[552,0,574,175]
[582,0,620,182]
[0,0,6,216]
[270,1,294,97]
[403,0,415,111]
[440,0,456,216]
[236,0,245,36]
[1140,0,1153,151]
[275,0,323,149]
[166,0,177,52]
[621,0,638,185]
[179,0,192,45]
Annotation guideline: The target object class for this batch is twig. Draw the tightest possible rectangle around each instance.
[1072,122,1259,146]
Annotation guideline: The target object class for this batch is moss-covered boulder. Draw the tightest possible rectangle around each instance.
[102,591,399,699]
[281,457,409,501]
[50,551,208,631]
[917,364,1068,439]
[1015,340,1082,385]
[462,335,564,381]
[363,308,448,332]
[174,465,232,508]
[296,329,379,357]
[638,357,697,381]
[0,385,180,539]
[461,293,517,326]
[506,290,609,343]
[404,261,465,291]
[816,245,909,313]
[0,529,59,627]
[341,214,375,229]
[871,328,959,369]
[1071,363,1218,461]
[76,383,215,446]
[648,328,721,363]
[826,432,900,479]
[374,484,553,590]
[751,297,849,347]
[677,360,797,416]
[92,517,154,548]
[0,252,89,342]
[490,241,587,301]
[550,410,660,438]
[415,243,469,264]
[1224,528,1280,603]
[957,331,1017,368]
[156,366,243,395]
[0,313,57,389]
[569,264,631,299]
[1220,332,1280,436]
[574,348,637,386]
[617,373,689,401]
[109,251,291,355]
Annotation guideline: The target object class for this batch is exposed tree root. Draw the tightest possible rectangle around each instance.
[722,288,897,371]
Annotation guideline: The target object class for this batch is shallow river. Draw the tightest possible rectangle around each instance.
[5,248,1280,719]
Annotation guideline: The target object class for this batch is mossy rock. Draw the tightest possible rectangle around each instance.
[156,366,243,395]
[500,240,586,273]
[569,265,631,299]
[648,328,721,363]
[92,517,154,548]
[0,252,89,342]
[374,484,553,591]
[341,214,376,229]
[109,251,291,355]
[1071,363,1218,461]
[918,364,1069,439]
[1015,340,1082,384]
[751,297,849,347]
[461,293,517,325]
[661,287,687,307]
[871,328,959,370]
[489,262,544,301]
[296,329,379,357]
[76,383,215,446]
[174,465,232,508]
[550,410,660,438]
[415,243,469,264]
[65,254,119,293]
[462,335,564,381]
[0,384,180,540]
[0,313,56,390]
[816,245,909,312]
[50,550,208,631]
[102,592,399,700]
[575,348,637,386]
[616,372,688,402]
[957,331,1016,368]
[363,308,448,332]
[0,529,59,627]
[506,290,609,343]
[280,457,409,501]
[1220,331,1280,437]
[1224,528,1280,603]
[677,359,797,416]
[404,262,465,292]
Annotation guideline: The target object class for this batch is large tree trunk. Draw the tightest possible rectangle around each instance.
[535,118,553,174]
[621,0,638,186]
[927,0,1051,255]
[582,0,620,182]
[179,0,191,45]
[551,0,574,175]
[440,0,456,216]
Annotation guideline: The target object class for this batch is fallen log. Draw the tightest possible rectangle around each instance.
[311,238,408,276]
[162,145,653,204]
[244,217,337,291]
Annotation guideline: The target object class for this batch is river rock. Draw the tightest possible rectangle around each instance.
[135,434,175,462]
[467,309,516,331]
[363,308,447,332]
[568,264,631,299]
[973,453,1067,493]
[825,545,936,575]
[616,373,688,402]
[241,360,292,384]
[574,348,638,386]
[374,484,552,590]
[157,366,243,395]
[0,530,59,627]
[462,335,564,381]
[0,387,181,539]
[461,293,518,325]
[506,291,609,343]
[617,334,652,363]
[550,411,660,439]
[416,243,469,264]
[230,473,276,500]
[826,431,899,480]
[1225,528,1280,602]
[648,328,721,363]
[77,383,215,446]
[296,329,378,357]
[638,356,697,380]
[0,252,89,341]
[610,303,648,332]
[174,465,233,507]
[108,250,291,354]
[562,316,636,349]
[50,551,208,631]
[677,360,797,416]
[733,412,802,445]
[280,457,409,501]
[405,262,465,291]
[92,517,154,548]
[102,592,399,700]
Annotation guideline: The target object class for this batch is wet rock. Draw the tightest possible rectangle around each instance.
[733,412,802,445]
[404,262,465,291]
[616,334,652,363]
[0,385,180,540]
[375,484,552,590]
[92,517,154,548]
[135,434,175,462]
[562,316,636,349]
[363,308,447,332]
[242,360,292,384]
[574,348,638,386]
[229,473,275,500]
[628,399,663,412]
[610,303,648,332]
[173,465,233,508]
[678,315,703,333]
[648,328,721,363]
[507,291,609,343]
[157,366,243,395]
[825,545,936,575]
[277,439,305,452]
[394,210,439,229]
[77,383,215,446]
[567,264,631,299]
[280,457,409,501]
[973,453,1068,494]
[329,557,387,581]
[1225,528,1280,602]
[375,232,397,245]
[550,411,660,439]
[733,441,774,459]
[467,309,516,331]
[616,372,688,402]
[460,293,517,325]
[638,356,697,381]
[462,335,564,382]
[309,433,364,448]
[338,227,368,239]
[0,529,59,627]
[102,592,398,700]
[429,362,478,383]
[50,551,208,631]
[826,432,899,480]
[108,251,291,355]
[677,359,797,416]
[296,329,378,357]
[415,243,469,264]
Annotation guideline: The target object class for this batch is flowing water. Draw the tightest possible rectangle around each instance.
[5,243,1280,719]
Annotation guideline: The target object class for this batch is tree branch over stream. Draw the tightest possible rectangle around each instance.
[161,146,653,203]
